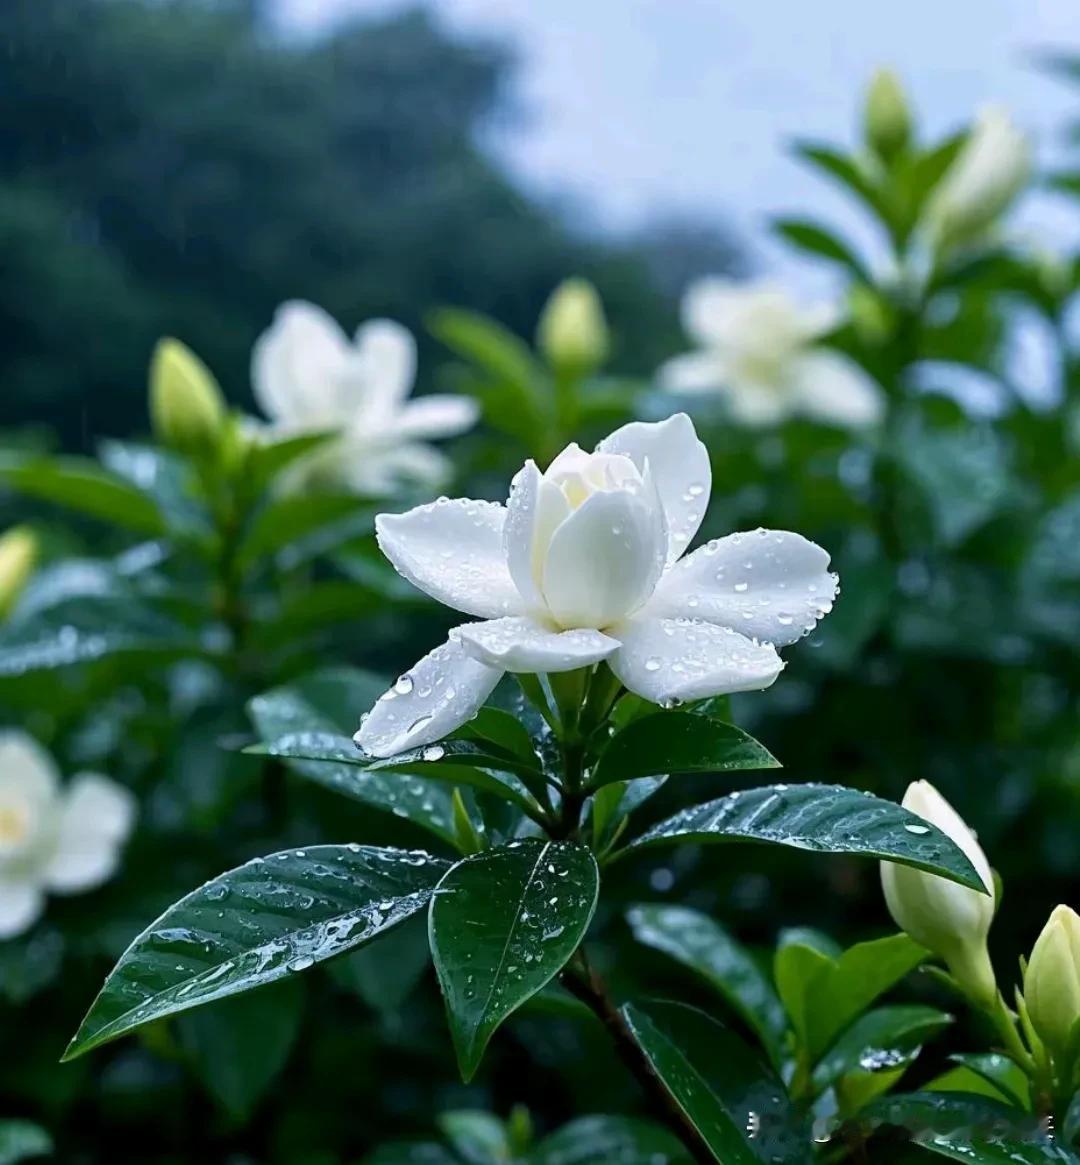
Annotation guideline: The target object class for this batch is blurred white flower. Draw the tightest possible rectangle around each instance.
[0,733,136,940]
[252,301,479,495]
[926,107,1030,247]
[881,780,997,1006]
[357,413,838,757]
[659,279,884,429]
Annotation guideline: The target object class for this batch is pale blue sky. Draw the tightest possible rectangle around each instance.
[276,0,1080,285]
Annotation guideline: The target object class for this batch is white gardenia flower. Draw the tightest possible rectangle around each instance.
[926,107,1030,247]
[356,413,839,757]
[659,279,884,430]
[0,732,136,940]
[252,301,479,496]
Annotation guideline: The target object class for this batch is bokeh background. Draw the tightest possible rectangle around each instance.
[2,2,1080,1163]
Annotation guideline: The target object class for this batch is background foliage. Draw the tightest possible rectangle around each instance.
[0,3,1077,1164]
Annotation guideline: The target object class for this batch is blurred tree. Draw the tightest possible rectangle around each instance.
[0,0,712,449]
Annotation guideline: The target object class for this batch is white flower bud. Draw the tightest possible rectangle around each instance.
[537,278,609,374]
[1025,905,1080,1056]
[150,338,227,457]
[927,107,1030,247]
[881,781,997,1006]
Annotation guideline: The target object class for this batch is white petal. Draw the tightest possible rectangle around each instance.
[251,301,349,426]
[454,617,619,673]
[503,461,570,611]
[349,319,417,419]
[723,380,794,427]
[0,875,44,939]
[657,350,728,395]
[43,774,136,894]
[375,498,524,619]
[648,528,839,646]
[790,350,886,429]
[355,636,502,757]
[596,413,711,563]
[0,732,60,803]
[343,441,451,497]
[609,616,783,704]
[681,277,744,347]
[541,489,665,630]
[393,395,479,441]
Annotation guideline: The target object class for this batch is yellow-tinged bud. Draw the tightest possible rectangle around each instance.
[537,278,609,374]
[150,338,227,457]
[1025,905,1080,1055]
[0,526,37,619]
[880,781,997,1007]
[864,69,912,161]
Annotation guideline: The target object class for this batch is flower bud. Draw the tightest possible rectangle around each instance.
[537,278,609,374]
[927,107,1030,248]
[0,526,37,620]
[864,69,912,162]
[150,338,227,457]
[1025,905,1080,1056]
[881,781,997,1007]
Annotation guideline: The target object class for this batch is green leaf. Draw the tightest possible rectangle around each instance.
[774,938,834,1049]
[0,453,166,534]
[621,1000,806,1164]
[252,580,385,645]
[588,712,779,790]
[428,840,599,1081]
[247,732,542,819]
[326,914,430,1014]
[236,492,366,573]
[528,1115,692,1165]
[429,308,545,400]
[626,904,787,1066]
[625,783,986,891]
[63,844,449,1060]
[248,675,457,845]
[791,141,889,220]
[863,1093,1069,1163]
[804,933,930,1058]
[365,1144,458,1165]
[437,1111,509,1165]
[99,440,211,541]
[773,218,869,277]
[177,976,305,1120]
[943,1054,1029,1109]
[0,596,198,677]
[243,430,339,493]
[0,1122,51,1165]
[812,1004,953,1094]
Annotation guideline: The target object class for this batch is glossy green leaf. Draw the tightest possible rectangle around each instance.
[812,1005,953,1094]
[626,904,787,1066]
[773,938,834,1050]
[429,840,599,1081]
[253,580,385,645]
[773,218,869,277]
[0,453,166,534]
[588,712,779,790]
[626,783,986,890]
[803,933,930,1058]
[528,1115,692,1165]
[248,673,457,845]
[177,976,305,1120]
[246,731,542,818]
[944,1054,1030,1109]
[864,1093,1069,1163]
[0,1122,51,1165]
[64,844,449,1060]
[621,1000,806,1164]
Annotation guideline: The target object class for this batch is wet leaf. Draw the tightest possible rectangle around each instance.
[943,1054,1029,1109]
[626,904,787,1067]
[63,844,449,1060]
[626,783,986,890]
[621,1000,804,1164]
[588,712,779,790]
[0,1121,51,1164]
[248,673,457,845]
[527,1115,692,1165]
[429,840,599,1081]
[0,452,166,534]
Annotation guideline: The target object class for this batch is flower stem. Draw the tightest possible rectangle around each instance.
[561,952,717,1165]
